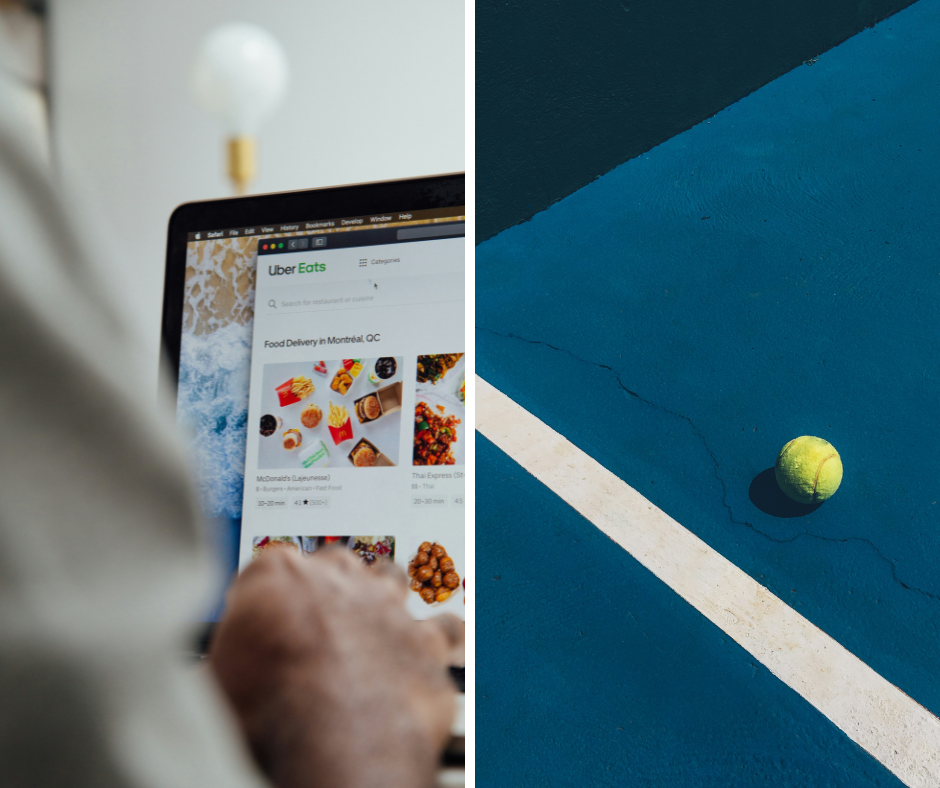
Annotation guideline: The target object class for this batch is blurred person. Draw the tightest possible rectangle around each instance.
[0,24,461,788]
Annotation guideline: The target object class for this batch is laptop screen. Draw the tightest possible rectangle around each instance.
[176,206,465,620]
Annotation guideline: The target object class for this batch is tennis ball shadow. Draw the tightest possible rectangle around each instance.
[749,468,822,518]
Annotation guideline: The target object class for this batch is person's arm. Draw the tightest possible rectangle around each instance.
[210,547,463,788]
[0,71,272,788]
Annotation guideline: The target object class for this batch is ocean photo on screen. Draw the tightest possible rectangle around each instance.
[176,237,258,616]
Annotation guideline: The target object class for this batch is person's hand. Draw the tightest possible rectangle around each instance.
[209,547,463,788]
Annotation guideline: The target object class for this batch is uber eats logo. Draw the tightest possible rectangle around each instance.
[267,261,326,276]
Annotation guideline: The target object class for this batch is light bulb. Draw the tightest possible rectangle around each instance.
[192,23,289,135]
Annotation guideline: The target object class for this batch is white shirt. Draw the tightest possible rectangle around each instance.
[0,69,268,788]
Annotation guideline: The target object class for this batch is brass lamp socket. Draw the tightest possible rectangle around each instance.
[228,136,256,195]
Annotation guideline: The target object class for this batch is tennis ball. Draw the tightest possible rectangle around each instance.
[774,436,843,504]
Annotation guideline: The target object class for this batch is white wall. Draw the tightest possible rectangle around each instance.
[49,0,464,387]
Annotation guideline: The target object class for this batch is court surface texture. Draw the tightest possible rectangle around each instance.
[476,2,940,785]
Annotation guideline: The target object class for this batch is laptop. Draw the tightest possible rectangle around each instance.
[160,174,466,678]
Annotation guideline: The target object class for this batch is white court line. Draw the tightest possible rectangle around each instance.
[477,376,940,787]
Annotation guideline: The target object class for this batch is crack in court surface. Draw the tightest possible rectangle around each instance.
[478,324,939,601]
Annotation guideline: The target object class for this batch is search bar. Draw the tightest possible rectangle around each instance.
[396,223,465,241]
[260,272,463,315]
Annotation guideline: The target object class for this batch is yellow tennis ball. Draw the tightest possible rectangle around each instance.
[774,436,843,504]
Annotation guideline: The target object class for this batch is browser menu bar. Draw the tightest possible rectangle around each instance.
[187,207,464,242]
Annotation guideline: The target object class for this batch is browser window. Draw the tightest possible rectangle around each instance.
[177,209,465,619]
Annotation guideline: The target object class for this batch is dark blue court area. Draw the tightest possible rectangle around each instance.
[477,437,906,787]
[477,0,940,782]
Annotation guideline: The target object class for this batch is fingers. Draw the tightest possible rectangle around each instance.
[228,546,463,665]
[312,547,408,597]
[281,549,405,616]
[371,558,409,597]
[427,613,465,651]
[312,545,360,572]
[226,544,301,603]
[421,614,466,667]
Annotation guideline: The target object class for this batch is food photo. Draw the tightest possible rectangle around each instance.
[251,535,395,567]
[413,353,465,466]
[404,536,464,617]
[348,535,395,566]
[251,535,301,559]
[258,357,403,469]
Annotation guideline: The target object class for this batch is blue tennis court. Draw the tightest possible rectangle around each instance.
[476,1,940,783]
